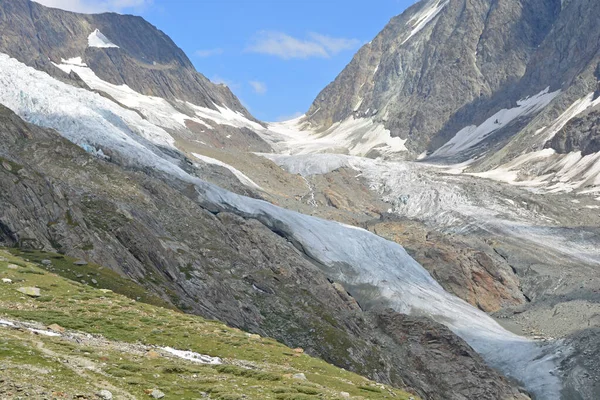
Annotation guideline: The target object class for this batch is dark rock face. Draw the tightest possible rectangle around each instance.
[374,310,530,400]
[547,107,600,155]
[0,0,251,117]
[0,104,529,400]
[560,328,600,400]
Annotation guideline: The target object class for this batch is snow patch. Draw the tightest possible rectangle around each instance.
[88,29,119,49]
[192,153,262,190]
[161,347,222,365]
[55,58,264,133]
[542,92,600,142]
[403,0,450,44]
[29,328,62,337]
[469,149,557,185]
[0,319,16,327]
[434,88,560,157]
[61,57,87,67]
[54,60,209,131]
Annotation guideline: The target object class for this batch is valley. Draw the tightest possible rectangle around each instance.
[0,0,599,399]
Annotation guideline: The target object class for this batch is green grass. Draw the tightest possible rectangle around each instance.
[0,248,418,399]
[8,248,174,309]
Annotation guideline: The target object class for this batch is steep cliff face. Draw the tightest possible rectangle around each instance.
[0,0,251,116]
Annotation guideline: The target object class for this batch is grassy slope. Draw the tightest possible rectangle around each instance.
[0,248,417,400]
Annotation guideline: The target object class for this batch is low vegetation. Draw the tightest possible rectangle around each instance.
[0,248,417,399]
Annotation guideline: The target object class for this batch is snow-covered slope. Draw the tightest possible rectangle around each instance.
[88,29,119,49]
[55,58,264,133]
[264,115,407,159]
[432,88,560,157]
[402,0,450,44]
[461,92,600,194]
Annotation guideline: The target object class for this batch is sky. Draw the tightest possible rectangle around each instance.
[34,0,415,121]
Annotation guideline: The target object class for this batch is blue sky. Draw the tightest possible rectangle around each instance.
[35,0,415,121]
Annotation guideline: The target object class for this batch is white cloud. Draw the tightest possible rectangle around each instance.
[33,0,152,13]
[249,80,267,95]
[246,31,361,60]
[195,48,224,58]
[276,112,303,122]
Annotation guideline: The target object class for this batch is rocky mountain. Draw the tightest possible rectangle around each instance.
[304,0,600,184]
[1,0,599,399]
[0,0,270,154]
[0,0,248,113]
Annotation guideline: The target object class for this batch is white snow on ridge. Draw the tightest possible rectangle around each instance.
[54,60,206,131]
[467,92,600,193]
[433,88,560,157]
[88,29,119,49]
[192,153,262,190]
[54,59,262,134]
[0,52,176,156]
[185,102,265,132]
[403,0,450,44]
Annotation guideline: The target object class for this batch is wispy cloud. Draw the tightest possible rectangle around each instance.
[246,31,361,60]
[33,0,152,13]
[249,80,267,95]
[276,112,304,122]
[195,48,224,58]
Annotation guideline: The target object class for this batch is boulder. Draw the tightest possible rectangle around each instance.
[149,389,165,399]
[97,390,113,400]
[17,287,41,297]
[48,324,66,333]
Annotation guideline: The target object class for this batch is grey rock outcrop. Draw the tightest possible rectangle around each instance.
[547,106,600,155]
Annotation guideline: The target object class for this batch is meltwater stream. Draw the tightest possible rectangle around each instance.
[200,183,565,400]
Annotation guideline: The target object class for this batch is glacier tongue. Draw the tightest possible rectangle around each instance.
[199,182,564,400]
[0,51,564,399]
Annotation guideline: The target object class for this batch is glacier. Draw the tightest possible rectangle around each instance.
[0,51,566,399]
